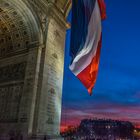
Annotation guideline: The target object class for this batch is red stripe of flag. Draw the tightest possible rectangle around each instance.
[98,0,107,20]
[77,35,102,95]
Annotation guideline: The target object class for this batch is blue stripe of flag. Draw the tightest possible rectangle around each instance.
[70,0,96,62]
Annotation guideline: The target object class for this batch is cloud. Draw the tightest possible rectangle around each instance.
[61,104,140,127]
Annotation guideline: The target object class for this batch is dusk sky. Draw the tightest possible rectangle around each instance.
[61,0,140,130]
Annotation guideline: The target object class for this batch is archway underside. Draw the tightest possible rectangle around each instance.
[0,0,40,59]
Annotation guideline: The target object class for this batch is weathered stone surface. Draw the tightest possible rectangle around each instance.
[34,17,66,136]
[0,0,71,139]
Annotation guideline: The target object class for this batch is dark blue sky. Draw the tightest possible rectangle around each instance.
[61,0,140,127]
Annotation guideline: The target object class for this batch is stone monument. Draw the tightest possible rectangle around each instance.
[0,0,71,139]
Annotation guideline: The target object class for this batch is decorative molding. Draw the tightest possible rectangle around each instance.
[0,0,41,59]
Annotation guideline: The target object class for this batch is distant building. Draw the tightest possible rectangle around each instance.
[61,118,136,140]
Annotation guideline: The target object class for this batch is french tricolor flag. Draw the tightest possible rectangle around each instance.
[69,0,106,95]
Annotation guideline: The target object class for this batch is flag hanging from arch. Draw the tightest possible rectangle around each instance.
[69,0,106,95]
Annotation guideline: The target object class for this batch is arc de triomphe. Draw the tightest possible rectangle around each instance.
[0,0,71,139]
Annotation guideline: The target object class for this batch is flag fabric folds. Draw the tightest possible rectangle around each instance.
[69,0,106,95]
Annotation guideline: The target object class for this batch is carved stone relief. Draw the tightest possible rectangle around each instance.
[0,62,27,83]
[0,61,27,123]
[0,83,23,122]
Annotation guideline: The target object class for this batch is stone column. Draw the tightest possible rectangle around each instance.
[31,4,67,140]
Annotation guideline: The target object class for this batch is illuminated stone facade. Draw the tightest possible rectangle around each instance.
[0,0,71,139]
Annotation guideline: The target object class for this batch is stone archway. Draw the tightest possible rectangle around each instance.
[0,0,71,139]
[0,0,42,139]
[0,0,43,57]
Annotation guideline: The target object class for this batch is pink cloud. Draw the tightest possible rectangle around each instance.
[61,105,140,130]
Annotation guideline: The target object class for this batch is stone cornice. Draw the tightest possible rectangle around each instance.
[27,0,71,29]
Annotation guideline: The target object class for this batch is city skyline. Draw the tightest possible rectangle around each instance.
[61,0,140,130]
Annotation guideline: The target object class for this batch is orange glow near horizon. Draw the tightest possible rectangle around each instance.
[135,124,140,129]
[61,121,140,133]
